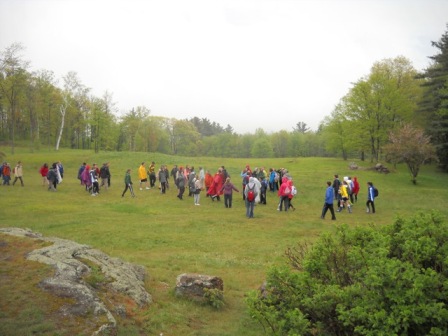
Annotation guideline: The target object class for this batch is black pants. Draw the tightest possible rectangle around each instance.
[92,181,99,194]
[366,200,375,213]
[321,203,336,219]
[160,182,166,194]
[178,186,185,199]
[260,191,267,204]
[150,173,156,188]
[122,183,135,197]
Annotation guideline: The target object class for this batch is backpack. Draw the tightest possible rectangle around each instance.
[291,186,297,196]
[346,184,352,195]
[247,184,255,202]
[373,187,379,197]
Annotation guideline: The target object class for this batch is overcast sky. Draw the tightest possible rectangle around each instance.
[1,0,447,134]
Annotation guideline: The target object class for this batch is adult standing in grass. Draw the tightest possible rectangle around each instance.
[122,169,135,198]
[47,163,58,191]
[278,176,292,211]
[81,164,91,191]
[171,164,178,187]
[208,168,224,201]
[138,162,150,190]
[77,162,86,185]
[39,163,49,187]
[100,162,111,190]
[366,182,376,213]
[148,161,156,188]
[352,176,360,203]
[321,181,336,220]
[333,174,341,201]
[193,175,202,205]
[198,166,205,190]
[158,165,168,194]
[12,161,24,186]
[176,166,187,200]
[220,177,240,208]
[204,170,213,197]
[244,177,258,218]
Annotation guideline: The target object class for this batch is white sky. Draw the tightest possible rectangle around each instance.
[0,0,447,134]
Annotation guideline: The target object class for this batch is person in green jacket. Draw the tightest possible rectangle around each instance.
[122,169,135,198]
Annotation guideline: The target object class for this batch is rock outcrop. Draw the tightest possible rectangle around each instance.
[0,227,152,335]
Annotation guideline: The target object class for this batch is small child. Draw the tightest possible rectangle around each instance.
[122,169,135,198]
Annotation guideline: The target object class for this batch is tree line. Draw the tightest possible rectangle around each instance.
[1,25,447,170]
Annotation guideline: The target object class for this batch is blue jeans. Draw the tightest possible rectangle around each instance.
[245,199,255,218]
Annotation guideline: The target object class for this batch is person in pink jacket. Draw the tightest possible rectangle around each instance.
[278,176,292,211]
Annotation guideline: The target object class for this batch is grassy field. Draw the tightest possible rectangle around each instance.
[1,146,447,335]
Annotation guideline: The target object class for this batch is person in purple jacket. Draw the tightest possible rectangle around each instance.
[220,177,240,208]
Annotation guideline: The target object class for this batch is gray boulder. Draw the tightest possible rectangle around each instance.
[175,273,223,302]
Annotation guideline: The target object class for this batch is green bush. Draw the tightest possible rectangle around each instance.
[246,211,448,335]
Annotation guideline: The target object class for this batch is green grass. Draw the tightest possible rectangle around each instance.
[1,146,448,335]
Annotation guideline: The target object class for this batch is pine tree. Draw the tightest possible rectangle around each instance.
[419,24,448,171]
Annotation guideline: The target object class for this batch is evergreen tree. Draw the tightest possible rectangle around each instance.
[419,24,448,171]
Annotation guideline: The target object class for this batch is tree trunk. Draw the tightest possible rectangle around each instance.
[56,104,66,151]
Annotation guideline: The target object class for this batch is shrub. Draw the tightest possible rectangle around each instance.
[246,211,448,335]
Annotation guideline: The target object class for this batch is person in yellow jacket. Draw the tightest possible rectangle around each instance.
[337,181,352,213]
[138,162,150,190]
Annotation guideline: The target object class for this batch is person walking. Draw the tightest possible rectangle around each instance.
[244,177,258,218]
[47,163,58,191]
[39,163,49,187]
[337,181,352,213]
[366,182,376,213]
[321,181,336,220]
[122,168,135,198]
[1,162,11,185]
[100,162,111,190]
[278,177,292,211]
[352,176,360,203]
[12,161,24,186]
[138,162,150,190]
[220,177,240,208]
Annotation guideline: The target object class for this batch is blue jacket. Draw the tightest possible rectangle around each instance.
[325,186,334,204]
[367,186,375,201]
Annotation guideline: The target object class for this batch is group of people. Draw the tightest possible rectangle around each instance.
[39,162,64,191]
[1,161,25,186]
[5,159,377,219]
[77,162,111,196]
[321,174,377,220]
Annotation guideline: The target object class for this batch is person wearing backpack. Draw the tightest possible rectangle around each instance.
[278,176,292,211]
[244,177,258,218]
[12,161,24,187]
[366,181,376,213]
